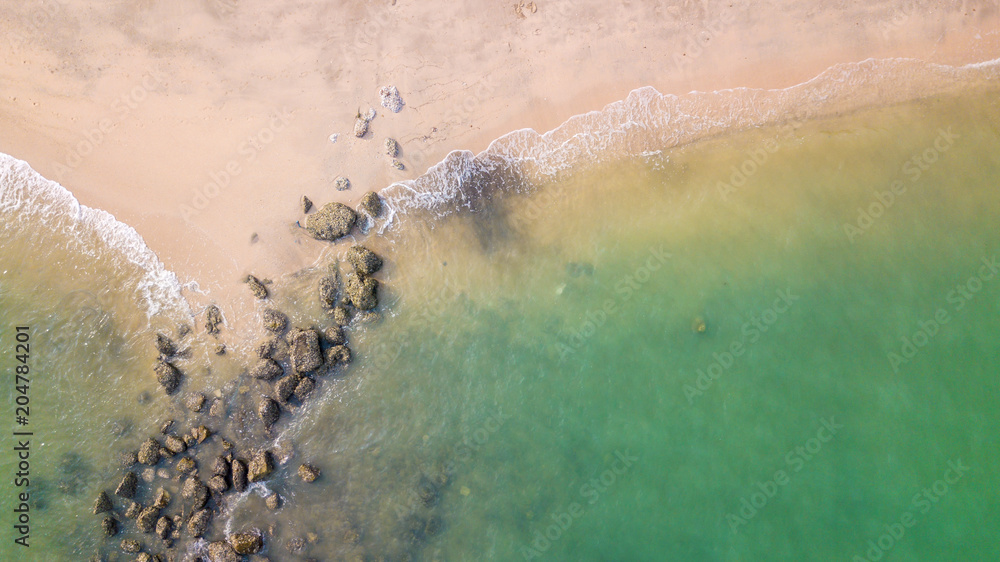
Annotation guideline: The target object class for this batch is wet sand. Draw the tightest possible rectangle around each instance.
[1,0,998,321]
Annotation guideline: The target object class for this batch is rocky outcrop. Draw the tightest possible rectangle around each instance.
[250,358,283,381]
[154,361,181,394]
[289,329,323,373]
[246,275,268,299]
[359,191,383,218]
[305,202,357,241]
[345,274,379,310]
[248,450,274,482]
[262,308,287,333]
[346,245,383,276]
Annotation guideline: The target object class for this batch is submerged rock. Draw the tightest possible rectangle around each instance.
[359,190,383,218]
[184,393,206,412]
[265,493,281,510]
[207,474,229,493]
[298,463,320,483]
[246,275,268,299]
[124,500,141,519]
[182,477,209,510]
[153,361,181,395]
[346,245,383,276]
[205,304,224,334]
[345,274,379,310]
[325,345,352,367]
[138,439,161,465]
[262,308,288,333]
[188,509,211,537]
[248,451,274,482]
[258,397,280,429]
[229,530,263,555]
[211,456,230,477]
[305,202,357,241]
[255,337,289,361]
[318,275,341,308]
[93,490,112,514]
[164,435,186,454]
[250,358,283,381]
[289,329,323,373]
[175,457,196,474]
[152,487,170,509]
[137,506,159,533]
[155,333,176,357]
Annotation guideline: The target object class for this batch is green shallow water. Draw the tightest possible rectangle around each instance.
[2,85,999,561]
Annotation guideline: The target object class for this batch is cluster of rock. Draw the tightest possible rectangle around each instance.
[303,191,383,243]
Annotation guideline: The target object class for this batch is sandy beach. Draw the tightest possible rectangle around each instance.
[1,0,998,321]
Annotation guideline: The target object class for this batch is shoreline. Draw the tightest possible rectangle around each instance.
[1,0,998,329]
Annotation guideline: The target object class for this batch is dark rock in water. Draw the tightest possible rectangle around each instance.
[184,393,206,412]
[345,274,378,310]
[287,536,307,553]
[274,374,300,404]
[332,305,351,325]
[120,538,141,553]
[175,457,196,474]
[209,397,226,417]
[115,472,138,499]
[248,450,274,482]
[231,459,248,492]
[417,476,440,507]
[208,540,239,562]
[188,509,211,537]
[138,438,161,465]
[325,345,352,367]
[155,515,173,539]
[246,275,268,299]
[359,190,383,218]
[298,463,320,483]
[93,490,112,514]
[205,304,224,334]
[154,361,181,394]
[305,202,357,241]
[346,245,383,276]
[124,500,141,519]
[425,514,443,537]
[152,487,170,509]
[290,329,323,373]
[164,435,186,454]
[250,358,283,381]
[293,377,315,401]
[262,308,287,333]
[323,326,346,346]
[194,425,211,443]
[256,337,289,361]
[265,493,281,510]
[258,397,280,429]
[302,195,313,213]
[101,516,118,537]
[155,333,176,357]
[137,506,159,533]
[318,275,340,308]
[207,475,229,494]
[159,420,174,435]
[214,343,226,355]
[182,477,209,510]
[229,530,263,555]
[211,456,230,478]
[119,450,138,468]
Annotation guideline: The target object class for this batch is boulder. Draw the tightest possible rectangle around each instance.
[137,506,159,533]
[258,397,280,429]
[153,361,181,394]
[305,202,356,241]
[207,475,229,493]
[246,275,268,299]
[248,450,274,482]
[384,137,399,157]
[93,490,112,514]
[302,195,313,213]
[229,530,263,555]
[175,457,196,474]
[164,435,186,454]
[332,305,351,325]
[290,329,323,373]
[318,275,340,308]
[211,456,230,477]
[138,438,161,465]
[182,477,209,510]
[231,459,248,492]
[346,245,383,276]
[298,463,320,483]
[265,493,281,510]
[115,472,138,499]
[121,539,140,553]
[208,540,239,562]
[325,345,352,367]
[155,333,176,357]
[323,326,346,346]
[359,191,383,218]
[187,509,211,537]
[345,274,378,310]
[184,393,206,412]
[101,516,118,537]
[250,358,283,381]
[262,308,287,333]
[293,377,316,401]
[155,515,172,539]
[334,176,351,191]
[274,374,300,404]
[152,487,170,509]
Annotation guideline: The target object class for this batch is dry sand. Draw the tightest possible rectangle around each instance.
[1,0,998,322]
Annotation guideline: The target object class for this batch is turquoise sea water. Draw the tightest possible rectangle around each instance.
[1,71,998,560]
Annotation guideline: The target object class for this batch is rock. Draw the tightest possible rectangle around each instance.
[346,245,383,276]
[290,329,323,373]
[345,274,378,310]
[379,85,405,113]
[318,275,340,308]
[265,493,281,510]
[256,337,289,361]
[101,516,118,537]
[164,435,186,454]
[391,158,405,170]
[258,397,280,429]
[138,439,161,465]
[124,500,141,519]
[211,456,230,477]
[187,509,211,537]
[152,487,170,509]
[155,333,176,357]
[274,374,300,404]
[93,490,112,514]
[359,191,383,218]
[305,202,357,241]
[184,393,206,412]
[334,176,351,191]
[207,475,229,493]
[153,361,181,394]
[323,326,346,346]
[194,425,211,443]
[250,358,283,381]
[155,516,173,539]
[353,117,368,138]
[137,552,154,562]
[119,450,138,468]
[302,195,313,213]
[214,343,226,355]
[261,308,288,333]
[246,275,268,299]
[137,506,159,533]
[384,137,399,157]
[209,397,226,417]
[205,304,224,334]
[159,419,174,435]
[175,457,196,474]
[208,541,239,562]
[229,530,263,555]
[231,459,248,492]
[248,451,274,482]
[121,539,141,553]
[115,472,138,499]
[293,377,316,401]
[182,477,209,510]
[298,463,320,483]
[325,345,352,367]
[332,305,351,326]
